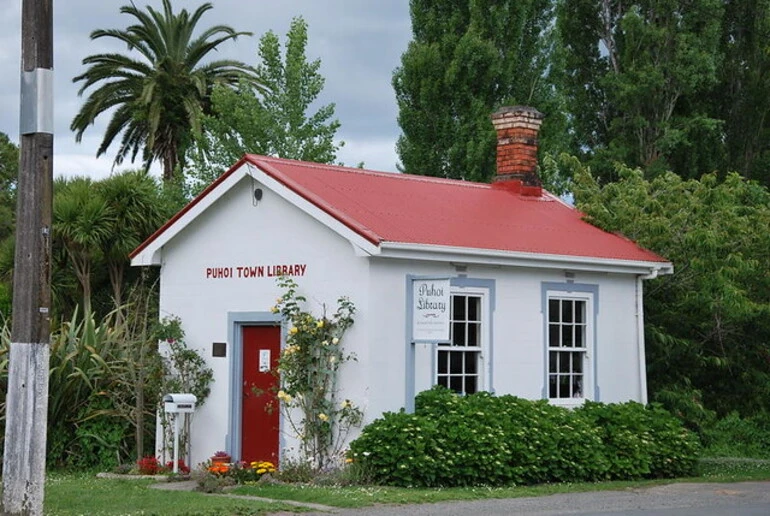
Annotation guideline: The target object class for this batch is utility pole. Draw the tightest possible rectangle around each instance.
[2,0,53,514]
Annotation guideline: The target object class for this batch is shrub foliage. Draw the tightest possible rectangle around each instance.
[349,387,699,487]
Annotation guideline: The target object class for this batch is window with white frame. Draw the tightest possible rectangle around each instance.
[547,294,592,401]
[436,294,483,394]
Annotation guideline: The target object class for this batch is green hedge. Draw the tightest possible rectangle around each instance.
[701,412,770,459]
[349,387,699,487]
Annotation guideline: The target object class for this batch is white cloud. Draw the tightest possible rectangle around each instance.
[1,0,412,181]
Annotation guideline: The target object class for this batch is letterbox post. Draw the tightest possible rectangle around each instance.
[162,394,197,473]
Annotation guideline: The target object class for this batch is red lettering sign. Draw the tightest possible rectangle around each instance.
[205,264,307,279]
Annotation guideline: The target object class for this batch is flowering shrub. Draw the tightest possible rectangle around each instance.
[272,277,363,470]
[350,386,700,487]
[136,456,160,475]
[208,462,231,475]
[206,459,276,483]
[166,459,190,474]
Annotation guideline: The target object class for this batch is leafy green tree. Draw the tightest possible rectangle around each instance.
[71,0,257,182]
[573,162,770,417]
[717,0,770,185]
[188,16,341,192]
[0,133,18,243]
[394,0,568,183]
[0,134,18,317]
[557,0,724,181]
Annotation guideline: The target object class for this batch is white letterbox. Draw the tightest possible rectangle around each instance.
[163,393,197,413]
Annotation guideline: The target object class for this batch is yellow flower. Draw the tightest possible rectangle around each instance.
[275,297,283,304]
[289,327,298,335]
[332,337,340,345]
[270,306,279,314]
[341,399,352,409]
[316,319,324,328]
[318,413,329,422]
[345,457,354,464]
[257,468,266,474]
[321,340,329,346]
[277,390,293,403]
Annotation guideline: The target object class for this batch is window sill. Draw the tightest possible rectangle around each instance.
[548,398,588,409]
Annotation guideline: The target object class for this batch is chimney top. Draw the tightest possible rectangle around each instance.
[491,106,544,196]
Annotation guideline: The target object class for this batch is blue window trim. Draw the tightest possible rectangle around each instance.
[226,311,282,462]
[405,275,496,412]
[541,282,600,401]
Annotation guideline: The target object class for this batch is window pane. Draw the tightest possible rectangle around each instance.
[573,352,583,373]
[465,375,477,395]
[467,323,480,347]
[550,376,558,398]
[563,300,574,323]
[450,376,463,393]
[575,325,584,348]
[466,352,478,374]
[452,322,465,346]
[453,295,465,320]
[548,299,559,322]
[549,351,558,373]
[559,375,570,398]
[438,376,449,389]
[575,301,585,323]
[561,325,573,347]
[549,325,559,347]
[450,351,463,374]
[468,297,480,321]
[438,350,448,374]
[572,375,583,398]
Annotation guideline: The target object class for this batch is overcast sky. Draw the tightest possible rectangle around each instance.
[0,0,412,179]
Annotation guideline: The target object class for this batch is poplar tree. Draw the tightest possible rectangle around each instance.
[557,0,724,181]
[189,16,341,192]
[718,0,770,184]
[393,0,566,183]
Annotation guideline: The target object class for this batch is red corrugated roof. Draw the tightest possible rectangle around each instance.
[131,155,667,264]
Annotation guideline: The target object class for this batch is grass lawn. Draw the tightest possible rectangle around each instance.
[43,472,308,515]
[229,458,770,509]
[40,458,770,515]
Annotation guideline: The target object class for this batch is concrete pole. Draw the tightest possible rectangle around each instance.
[2,0,53,514]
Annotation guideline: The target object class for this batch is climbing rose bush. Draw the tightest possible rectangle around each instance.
[273,276,362,470]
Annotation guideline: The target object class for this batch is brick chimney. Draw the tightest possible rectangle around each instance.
[491,106,544,196]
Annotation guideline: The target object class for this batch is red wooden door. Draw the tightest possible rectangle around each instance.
[241,325,280,463]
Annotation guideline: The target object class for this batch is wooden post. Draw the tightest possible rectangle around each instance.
[3,0,53,514]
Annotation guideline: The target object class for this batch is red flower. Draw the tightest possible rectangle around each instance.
[165,459,190,474]
[137,456,160,475]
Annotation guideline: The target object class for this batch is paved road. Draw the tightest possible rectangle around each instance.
[286,481,770,516]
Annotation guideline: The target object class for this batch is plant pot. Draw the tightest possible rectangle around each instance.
[210,455,231,464]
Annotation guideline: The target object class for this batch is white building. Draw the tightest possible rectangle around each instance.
[131,107,672,466]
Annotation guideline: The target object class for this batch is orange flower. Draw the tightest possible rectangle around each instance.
[208,464,229,475]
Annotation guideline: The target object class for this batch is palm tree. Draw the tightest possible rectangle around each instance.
[97,170,165,321]
[53,177,115,315]
[71,0,258,182]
